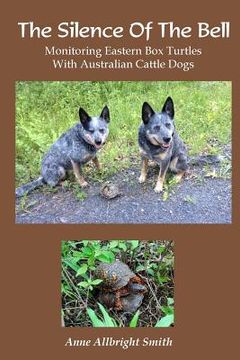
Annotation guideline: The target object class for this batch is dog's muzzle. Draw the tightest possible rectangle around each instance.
[94,140,103,149]
[152,136,172,149]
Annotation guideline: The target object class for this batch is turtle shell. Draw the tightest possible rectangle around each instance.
[98,291,144,313]
[100,182,121,199]
[121,293,144,313]
[98,292,116,308]
[95,260,135,291]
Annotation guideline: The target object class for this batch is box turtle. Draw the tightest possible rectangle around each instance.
[100,181,121,199]
[95,260,147,312]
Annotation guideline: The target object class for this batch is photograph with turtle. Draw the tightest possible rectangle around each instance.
[16,81,231,224]
[61,240,174,327]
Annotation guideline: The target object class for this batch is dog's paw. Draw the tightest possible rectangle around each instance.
[139,175,146,184]
[80,181,89,188]
[154,184,163,193]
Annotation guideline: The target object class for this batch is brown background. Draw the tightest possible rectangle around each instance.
[1,0,239,359]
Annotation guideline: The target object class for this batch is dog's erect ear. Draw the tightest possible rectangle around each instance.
[162,97,174,119]
[142,102,155,124]
[100,105,110,122]
[79,107,91,125]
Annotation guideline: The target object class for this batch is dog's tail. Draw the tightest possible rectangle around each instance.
[189,154,226,166]
[16,176,45,197]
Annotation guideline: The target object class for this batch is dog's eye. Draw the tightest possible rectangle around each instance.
[165,123,171,129]
[154,125,160,131]
[99,128,105,134]
[88,129,94,133]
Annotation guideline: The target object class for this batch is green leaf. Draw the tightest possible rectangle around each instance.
[76,264,88,276]
[147,268,155,276]
[149,263,158,269]
[130,240,139,250]
[158,245,165,254]
[136,264,146,272]
[91,279,103,285]
[158,275,169,284]
[155,314,174,327]
[118,242,127,251]
[81,247,93,256]
[161,305,174,315]
[167,298,174,306]
[72,251,85,260]
[96,251,115,263]
[89,265,96,271]
[86,308,105,327]
[98,303,117,327]
[61,283,74,297]
[129,310,140,327]
[78,281,89,288]
[63,259,79,272]
[109,241,119,249]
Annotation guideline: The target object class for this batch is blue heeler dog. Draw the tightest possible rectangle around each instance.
[138,97,188,193]
[16,106,110,197]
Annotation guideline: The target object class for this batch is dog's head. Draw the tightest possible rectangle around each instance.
[79,106,110,149]
[141,97,175,150]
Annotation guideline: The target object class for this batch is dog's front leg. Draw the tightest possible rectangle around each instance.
[92,156,101,171]
[71,160,89,188]
[154,161,170,193]
[175,171,185,182]
[170,155,187,183]
[139,158,149,183]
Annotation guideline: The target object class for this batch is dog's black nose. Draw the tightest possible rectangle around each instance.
[163,137,171,143]
[95,140,102,145]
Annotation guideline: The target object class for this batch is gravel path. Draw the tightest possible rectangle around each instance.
[15,163,231,224]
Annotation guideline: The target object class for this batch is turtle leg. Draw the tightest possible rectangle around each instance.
[115,290,123,310]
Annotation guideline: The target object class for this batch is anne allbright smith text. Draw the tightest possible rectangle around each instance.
[64,336,173,350]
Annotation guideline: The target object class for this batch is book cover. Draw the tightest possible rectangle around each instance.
[1,0,239,359]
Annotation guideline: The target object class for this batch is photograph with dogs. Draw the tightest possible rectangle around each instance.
[15,81,231,224]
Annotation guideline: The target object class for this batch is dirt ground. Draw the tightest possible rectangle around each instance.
[16,156,231,224]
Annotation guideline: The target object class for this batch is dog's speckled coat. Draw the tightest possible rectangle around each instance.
[138,97,188,192]
[16,106,110,197]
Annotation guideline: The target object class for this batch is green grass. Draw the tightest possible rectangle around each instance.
[16,81,231,186]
